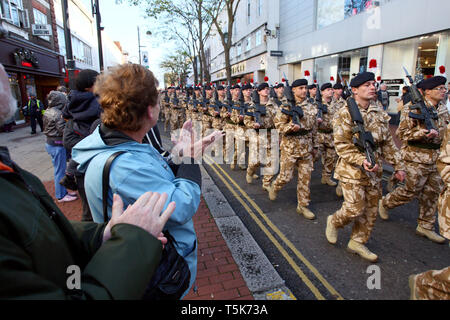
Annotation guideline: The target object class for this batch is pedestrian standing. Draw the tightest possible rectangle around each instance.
[26,94,44,134]
[43,91,77,202]
[377,83,390,111]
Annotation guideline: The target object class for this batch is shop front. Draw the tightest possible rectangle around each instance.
[211,53,267,86]
[0,36,65,122]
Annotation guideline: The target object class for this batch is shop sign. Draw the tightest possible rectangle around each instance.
[231,62,246,75]
[270,51,283,57]
[32,24,52,36]
[13,48,39,68]
[382,79,403,85]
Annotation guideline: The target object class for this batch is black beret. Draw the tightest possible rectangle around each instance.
[75,69,99,91]
[217,85,225,90]
[194,87,200,91]
[274,83,284,89]
[420,76,447,90]
[204,85,212,90]
[350,72,375,88]
[292,79,308,88]
[232,84,241,90]
[320,83,332,91]
[333,83,343,90]
[307,84,317,90]
[257,83,269,91]
[242,83,253,90]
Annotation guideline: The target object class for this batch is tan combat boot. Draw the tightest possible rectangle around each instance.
[378,198,389,220]
[297,206,316,220]
[268,184,278,201]
[346,240,378,262]
[230,163,236,170]
[325,215,338,244]
[408,274,418,300]
[416,226,445,244]
[262,184,270,192]
[321,176,327,185]
[336,182,343,197]
[246,173,253,184]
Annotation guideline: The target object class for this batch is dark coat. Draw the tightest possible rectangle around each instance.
[0,146,162,299]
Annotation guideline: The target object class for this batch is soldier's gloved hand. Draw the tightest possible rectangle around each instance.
[317,118,323,124]
[239,115,244,121]
[226,112,231,117]
[394,170,406,182]
[363,160,379,173]
[292,124,301,132]
[253,123,261,129]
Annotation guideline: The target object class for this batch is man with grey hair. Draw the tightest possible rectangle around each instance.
[377,83,390,111]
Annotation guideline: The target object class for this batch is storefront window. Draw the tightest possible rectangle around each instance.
[7,72,23,121]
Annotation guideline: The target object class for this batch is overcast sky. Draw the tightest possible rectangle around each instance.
[100,1,176,86]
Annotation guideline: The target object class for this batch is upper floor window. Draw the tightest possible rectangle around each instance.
[33,8,50,41]
[245,37,251,52]
[257,0,263,16]
[255,29,262,46]
[1,0,29,28]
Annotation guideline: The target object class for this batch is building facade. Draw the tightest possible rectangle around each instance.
[0,0,65,122]
[207,0,450,113]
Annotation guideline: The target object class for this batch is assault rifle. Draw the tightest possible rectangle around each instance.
[315,84,328,121]
[338,72,352,100]
[211,90,222,117]
[200,87,209,113]
[280,76,304,125]
[232,89,249,118]
[269,85,281,107]
[347,97,377,168]
[249,89,267,126]
[172,89,179,107]
[225,85,234,113]
[402,67,438,132]
[164,90,170,104]
[184,88,191,104]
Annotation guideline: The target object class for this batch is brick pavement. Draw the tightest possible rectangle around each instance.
[42,180,254,300]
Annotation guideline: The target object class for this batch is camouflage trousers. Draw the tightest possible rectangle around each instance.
[170,109,184,131]
[320,144,338,179]
[412,266,450,300]
[247,132,277,188]
[232,126,247,166]
[211,117,223,131]
[272,151,313,207]
[382,161,443,231]
[163,109,170,131]
[202,114,213,137]
[438,185,450,239]
[331,180,382,244]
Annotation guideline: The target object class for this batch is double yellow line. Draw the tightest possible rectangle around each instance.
[203,155,344,300]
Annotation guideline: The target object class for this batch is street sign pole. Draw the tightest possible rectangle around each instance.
[62,0,76,90]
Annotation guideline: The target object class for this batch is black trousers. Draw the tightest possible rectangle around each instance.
[30,114,43,133]
[75,173,93,222]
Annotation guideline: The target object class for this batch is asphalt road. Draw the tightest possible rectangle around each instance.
[160,122,449,300]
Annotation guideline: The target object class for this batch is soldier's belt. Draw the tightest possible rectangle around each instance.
[407,141,441,150]
[286,129,310,136]
[226,119,235,125]
[318,128,333,134]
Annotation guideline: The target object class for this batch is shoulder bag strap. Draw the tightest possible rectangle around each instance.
[102,151,126,222]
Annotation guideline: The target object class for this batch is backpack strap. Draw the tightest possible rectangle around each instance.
[102,151,126,222]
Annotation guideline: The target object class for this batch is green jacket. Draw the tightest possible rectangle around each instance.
[0,146,162,299]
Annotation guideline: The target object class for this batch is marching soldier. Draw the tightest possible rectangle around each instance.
[210,85,226,131]
[231,83,252,170]
[267,79,318,220]
[409,122,450,300]
[224,84,241,169]
[274,82,285,106]
[188,86,203,136]
[244,80,279,191]
[378,76,449,244]
[163,86,174,132]
[178,87,187,127]
[201,85,214,137]
[317,83,339,187]
[307,84,318,104]
[325,72,406,262]
[331,83,347,197]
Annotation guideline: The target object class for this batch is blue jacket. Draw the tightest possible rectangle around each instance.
[72,126,201,294]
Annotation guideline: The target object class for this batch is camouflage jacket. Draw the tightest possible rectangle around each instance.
[316,98,336,147]
[333,100,404,184]
[208,97,223,118]
[396,99,449,165]
[438,123,450,185]
[244,99,278,130]
[230,100,250,126]
[274,98,318,158]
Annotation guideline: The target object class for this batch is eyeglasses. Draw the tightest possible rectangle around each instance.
[433,87,447,92]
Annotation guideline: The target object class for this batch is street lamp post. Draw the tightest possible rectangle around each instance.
[137,26,152,65]
[62,0,76,90]
[93,0,104,71]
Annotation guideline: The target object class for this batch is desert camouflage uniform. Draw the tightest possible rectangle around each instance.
[221,97,236,166]
[187,94,203,139]
[271,98,318,207]
[231,101,248,167]
[169,94,184,131]
[209,97,224,131]
[317,98,338,181]
[437,123,450,239]
[330,101,404,244]
[161,94,171,132]
[381,100,449,231]
[201,97,213,137]
[411,266,450,300]
[178,92,187,126]
[244,98,279,188]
